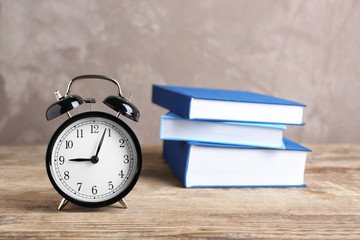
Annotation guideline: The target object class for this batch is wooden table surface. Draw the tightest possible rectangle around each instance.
[1,144,360,239]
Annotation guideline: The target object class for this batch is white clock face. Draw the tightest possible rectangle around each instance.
[48,112,140,205]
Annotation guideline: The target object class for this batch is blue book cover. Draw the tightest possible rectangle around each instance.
[152,85,306,124]
[163,139,311,188]
[160,112,286,148]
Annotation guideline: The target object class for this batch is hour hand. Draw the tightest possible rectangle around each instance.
[69,158,92,162]
[69,156,99,164]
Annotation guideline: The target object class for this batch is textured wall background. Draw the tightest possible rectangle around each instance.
[0,0,359,145]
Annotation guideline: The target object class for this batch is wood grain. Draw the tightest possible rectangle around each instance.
[1,144,360,239]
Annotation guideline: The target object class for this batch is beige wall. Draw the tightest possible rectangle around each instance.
[0,0,359,145]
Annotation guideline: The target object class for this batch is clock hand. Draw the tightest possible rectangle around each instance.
[69,129,107,164]
[94,128,107,158]
[69,156,99,164]
[69,158,92,162]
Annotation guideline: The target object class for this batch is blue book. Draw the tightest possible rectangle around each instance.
[152,85,306,124]
[160,112,286,148]
[163,139,311,188]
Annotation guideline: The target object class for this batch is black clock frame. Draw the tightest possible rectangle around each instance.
[46,111,142,208]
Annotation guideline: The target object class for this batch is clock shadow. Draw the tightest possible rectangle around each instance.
[139,150,183,188]
[3,189,59,213]
[4,148,182,213]
[5,189,117,213]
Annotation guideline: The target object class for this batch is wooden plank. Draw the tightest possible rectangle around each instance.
[1,144,360,239]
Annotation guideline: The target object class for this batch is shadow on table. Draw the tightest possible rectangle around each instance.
[2,189,114,213]
[140,151,183,188]
[1,148,183,213]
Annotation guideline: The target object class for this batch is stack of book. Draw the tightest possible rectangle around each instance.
[152,85,311,188]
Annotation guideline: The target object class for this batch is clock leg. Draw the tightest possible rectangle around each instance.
[58,198,69,210]
[119,198,128,209]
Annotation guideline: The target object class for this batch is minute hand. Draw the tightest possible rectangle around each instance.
[95,129,107,158]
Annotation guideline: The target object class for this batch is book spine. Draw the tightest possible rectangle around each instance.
[152,85,192,119]
[163,140,189,187]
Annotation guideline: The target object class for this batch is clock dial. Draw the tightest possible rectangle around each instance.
[46,112,142,207]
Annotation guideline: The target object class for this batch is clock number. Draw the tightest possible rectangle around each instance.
[59,156,65,165]
[77,182,82,191]
[124,155,129,164]
[91,125,99,134]
[107,128,111,137]
[64,171,70,180]
[119,139,125,147]
[65,140,73,149]
[108,181,114,190]
[119,170,124,178]
[76,129,84,138]
[92,185,97,195]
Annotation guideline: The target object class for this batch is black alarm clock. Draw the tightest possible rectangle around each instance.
[45,75,142,210]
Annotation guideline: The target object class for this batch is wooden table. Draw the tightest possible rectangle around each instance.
[1,144,360,239]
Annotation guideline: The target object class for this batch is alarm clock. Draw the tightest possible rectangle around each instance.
[45,75,142,210]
